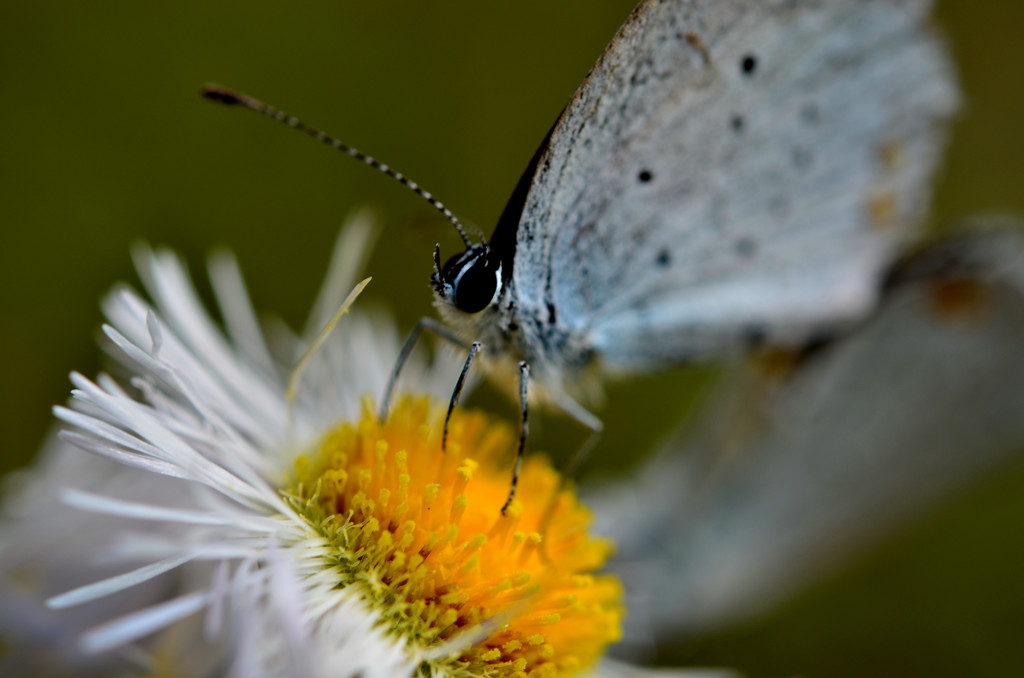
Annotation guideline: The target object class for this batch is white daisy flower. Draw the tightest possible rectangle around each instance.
[2,210,698,678]
[5,209,1022,678]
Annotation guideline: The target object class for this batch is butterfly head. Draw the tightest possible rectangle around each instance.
[431,242,503,315]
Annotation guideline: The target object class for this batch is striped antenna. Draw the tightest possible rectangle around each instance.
[201,84,475,248]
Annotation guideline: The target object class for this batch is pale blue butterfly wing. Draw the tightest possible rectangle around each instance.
[589,223,1024,640]
[506,0,959,392]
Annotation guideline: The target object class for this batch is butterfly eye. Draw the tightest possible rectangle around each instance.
[444,247,500,314]
[454,259,500,313]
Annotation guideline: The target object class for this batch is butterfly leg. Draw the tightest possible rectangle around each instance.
[536,394,604,540]
[500,361,530,515]
[559,425,603,484]
[443,342,482,452]
[380,316,469,422]
[549,392,604,482]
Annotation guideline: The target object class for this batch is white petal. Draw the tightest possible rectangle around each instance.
[208,248,279,381]
[204,558,231,641]
[303,208,380,339]
[80,590,210,654]
[59,488,233,525]
[56,430,188,480]
[47,556,194,609]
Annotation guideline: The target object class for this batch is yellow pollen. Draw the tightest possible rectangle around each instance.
[286,395,623,678]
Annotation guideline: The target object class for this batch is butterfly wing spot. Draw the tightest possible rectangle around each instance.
[868,143,904,227]
[879,141,904,171]
[683,31,712,66]
[730,114,745,133]
[734,237,757,258]
[740,53,758,76]
[792,147,813,169]
[801,102,822,125]
[655,248,672,268]
[868,191,898,228]
[637,169,654,183]
[928,278,991,326]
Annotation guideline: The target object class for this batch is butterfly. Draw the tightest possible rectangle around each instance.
[205,0,959,507]
[427,0,958,422]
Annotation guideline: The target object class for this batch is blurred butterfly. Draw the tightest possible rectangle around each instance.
[591,222,1024,647]
[205,0,959,506]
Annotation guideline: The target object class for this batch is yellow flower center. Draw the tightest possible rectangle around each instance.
[286,396,623,678]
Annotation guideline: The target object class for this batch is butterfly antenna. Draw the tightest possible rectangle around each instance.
[201,84,475,249]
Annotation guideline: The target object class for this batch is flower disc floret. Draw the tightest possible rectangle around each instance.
[286,396,622,678]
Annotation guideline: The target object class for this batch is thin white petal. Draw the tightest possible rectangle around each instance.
[304,208,379,338]
[102,287,283,446]
[139,250,286,425]
[208,249,278,380]
[55,404,171,458]
[56,430,188,479]
[101,322,277,452]
[146,309,164,356]
[67,372,280,512]
[267,542,313,676]
[286,277,371,411]
[47,556,193,609]
[59,488,233,525]
[204,558,230,641]
[80,590,209,654]
[102,533,276,563]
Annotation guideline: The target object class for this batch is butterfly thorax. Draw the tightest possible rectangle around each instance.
[432,243,603,406]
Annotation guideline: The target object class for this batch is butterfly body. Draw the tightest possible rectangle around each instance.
[431,0,959,411]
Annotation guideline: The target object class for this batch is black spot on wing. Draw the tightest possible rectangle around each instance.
[638,169,654,183]
[730,114,744,132]
[740,53,758,76]
[801,102,821,125]
[655,248,672,267]
[735,238,757,258]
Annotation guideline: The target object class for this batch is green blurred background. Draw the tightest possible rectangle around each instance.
[1,1,1022,676]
